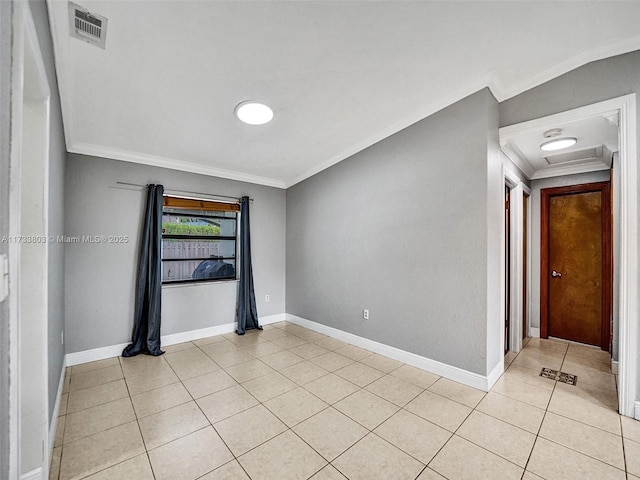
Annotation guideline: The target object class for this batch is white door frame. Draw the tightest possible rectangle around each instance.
[10,1,51,478]
[503,168,530,354]
[499,94,638,418]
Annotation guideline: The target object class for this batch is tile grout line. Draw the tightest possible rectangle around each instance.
[519,341,565,480]
[56,327,630,480]
[66,331,490,478]
[520,341,627,478]
[152,342,255,479]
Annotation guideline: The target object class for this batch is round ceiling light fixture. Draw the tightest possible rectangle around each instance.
[540,137,577,151]
[540,128,576,151]
[235,101,274,125]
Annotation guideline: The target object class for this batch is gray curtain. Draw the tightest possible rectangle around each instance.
[236,196,261,335]
[123,184,164,357]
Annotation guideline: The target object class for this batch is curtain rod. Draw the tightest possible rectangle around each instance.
[115,181,253,202]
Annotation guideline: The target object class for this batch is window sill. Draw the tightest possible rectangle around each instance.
[162,279,239,289]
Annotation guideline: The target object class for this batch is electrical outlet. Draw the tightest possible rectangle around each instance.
[363,309,369,320]
[265,294,270,302]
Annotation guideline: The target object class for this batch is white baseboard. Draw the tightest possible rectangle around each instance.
[259,313,287,325]
[635,401,640,421]
[65,313,286,367]
[286,314,496,392]
[486,360,504,390]
[530,327,540,338]
[65,342,130,367]
[48,356,67,460]
[64,311,500,392]
[21,468,42,480]
[612,360,619,375]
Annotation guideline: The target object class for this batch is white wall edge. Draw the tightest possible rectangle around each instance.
[486,360,504,391]
[48,356,67,461]
[20,468,42,480]
[530,327,540,338]
[65,314,286,366]
[609,93,639,419]
[634,401,640,421]
[285,314,495,392]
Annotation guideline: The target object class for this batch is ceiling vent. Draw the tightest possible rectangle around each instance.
[68,2,107,49]
[544,145,611,165]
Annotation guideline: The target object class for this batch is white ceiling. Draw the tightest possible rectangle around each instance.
[500,113,619,180]
[47,1,640,188]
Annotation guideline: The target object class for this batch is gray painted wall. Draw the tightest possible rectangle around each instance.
[0,2,12,477]
[65,154,286,353]
[287,89,500,376]
[485,95,504,374]
[29,0,67,426]
[500,49,639,396]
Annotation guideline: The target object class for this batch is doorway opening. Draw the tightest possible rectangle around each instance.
[9,2,51,477]
[540,181,612,350]
[499,94,637,418]
[503,171,530,355]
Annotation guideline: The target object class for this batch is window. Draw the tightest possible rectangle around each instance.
[161,196,239,284]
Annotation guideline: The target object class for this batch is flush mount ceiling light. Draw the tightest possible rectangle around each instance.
[235,101,273,125]
[540,137,577,151]
[540,128,576,151]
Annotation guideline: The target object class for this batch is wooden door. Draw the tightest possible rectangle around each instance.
[540,182,611,349]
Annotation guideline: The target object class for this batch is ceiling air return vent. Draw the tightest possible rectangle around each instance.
[544,145,608,165]
[68,2,107,49]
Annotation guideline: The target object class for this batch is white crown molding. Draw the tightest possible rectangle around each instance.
[287,37,640,188]
[491,35,640,102]
[500,100,623,137]
[285,77,491,188]
[286,314,496,391]
[530,162,610,180]
[500,142,536,180]
[68,142,287,189]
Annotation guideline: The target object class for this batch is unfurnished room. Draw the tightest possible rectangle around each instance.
[1,1,640,479]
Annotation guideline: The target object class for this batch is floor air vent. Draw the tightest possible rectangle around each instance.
[68,2,108,49]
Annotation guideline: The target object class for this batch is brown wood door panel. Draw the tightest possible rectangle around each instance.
[540,182,611,350]
[548,192,602,345]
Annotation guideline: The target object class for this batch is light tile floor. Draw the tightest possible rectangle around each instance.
[50,322,640,480]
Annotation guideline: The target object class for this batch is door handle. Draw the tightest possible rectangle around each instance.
[552,270,562,277]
